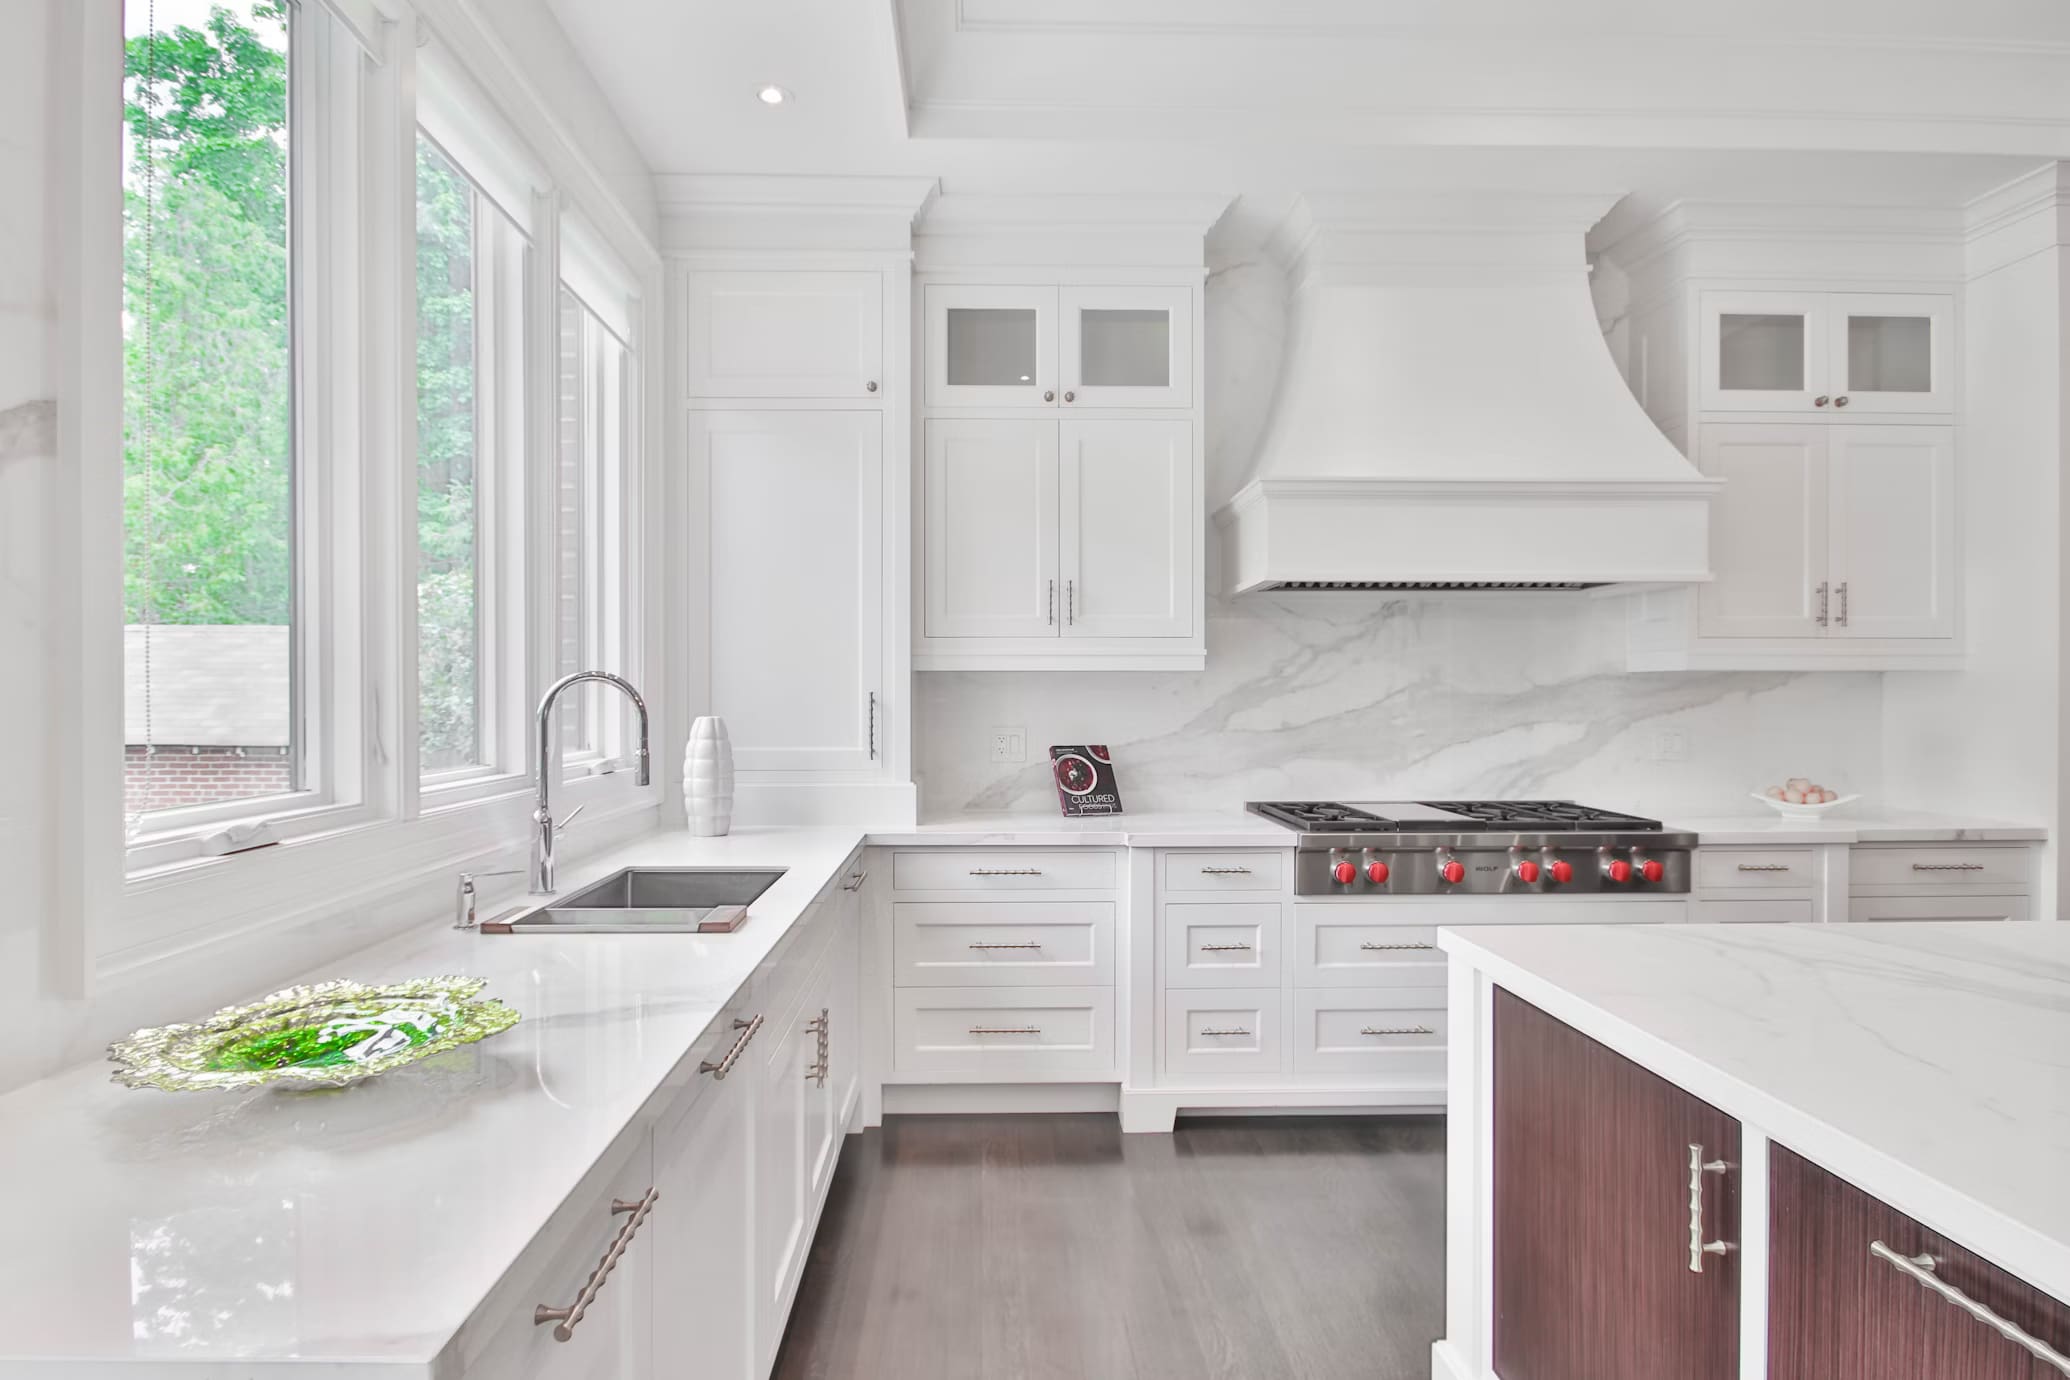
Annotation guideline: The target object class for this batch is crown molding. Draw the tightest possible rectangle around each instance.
[1962,162,2070,278]
[658,174,941,253]
[913,191,1232,268]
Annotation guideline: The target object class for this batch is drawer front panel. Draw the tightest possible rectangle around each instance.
[1850,846,2032,891]
[1696,898,1815,924]
[1163,988,1284,1077]
[1292,988,1447,1080]
[893,902,1113,986]
[1847,895,2030,923]
[1161,902,1282,987]
[1697,848,1819,890]
[1295,902,1679,986]
[891,850,1117,893]
[755,899,833,1034]
[1160,851,1286,893]
[892,986,1114,1074]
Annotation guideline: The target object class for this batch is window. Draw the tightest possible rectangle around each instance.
[121,0,299,833]
[413,130,529,784]
[555,285,633,767]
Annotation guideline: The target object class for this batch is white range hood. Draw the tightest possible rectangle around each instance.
[1217,192,1718,593]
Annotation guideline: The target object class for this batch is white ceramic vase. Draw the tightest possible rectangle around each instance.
[684,716,735,837]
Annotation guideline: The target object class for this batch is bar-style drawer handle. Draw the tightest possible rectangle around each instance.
[1361,941,1436,951]
[1199,943,1254,952]
[535,1187,659,1341]
[969,1026,1042,1036]
[1199,1027,1252,1037]
[968,942,1043,951]
[841,869,869,891]
[1361,1025,1435,1037]
[698,1014,763,1080]
[1737,864,1793,872]
[1687,1144,1735,1273]
[1871,1241,2070,1375]
[1199,866,1253,875]
[1911,862,1987,872]
[969,868,1044,877]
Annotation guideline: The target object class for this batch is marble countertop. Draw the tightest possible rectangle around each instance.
[1667,810,2047,845]
[0,826,867,1376]
[1441,921,2070,1302]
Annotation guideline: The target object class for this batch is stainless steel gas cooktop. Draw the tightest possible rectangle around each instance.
[1245,799,1696,896]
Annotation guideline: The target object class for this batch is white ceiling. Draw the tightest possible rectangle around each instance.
[543,0,2068,234]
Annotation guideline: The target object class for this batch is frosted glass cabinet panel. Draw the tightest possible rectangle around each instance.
[1061,286,1193,406]
[1828,294,1952,413]
[1700,291,1825,411]
[945,308,1040,388]
[1718,314,1805,392]
[926,285,1057,407]
[1700,290,1951,414]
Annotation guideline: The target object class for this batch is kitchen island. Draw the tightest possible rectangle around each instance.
[1434,919,2070,1380]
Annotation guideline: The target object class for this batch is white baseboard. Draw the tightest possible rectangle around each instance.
[881,1082,1120,1116]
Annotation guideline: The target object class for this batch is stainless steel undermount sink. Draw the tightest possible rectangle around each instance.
[481,868,785,934]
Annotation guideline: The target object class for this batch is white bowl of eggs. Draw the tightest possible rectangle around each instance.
[1752,778,1860,820]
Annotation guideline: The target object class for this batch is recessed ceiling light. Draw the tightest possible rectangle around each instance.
[756,84,791,106]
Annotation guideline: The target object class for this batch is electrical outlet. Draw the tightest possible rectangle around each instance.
[989,726,1026,764]
[1652,728,1689,763]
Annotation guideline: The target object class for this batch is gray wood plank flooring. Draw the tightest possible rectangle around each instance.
[771,1114,1446,1380]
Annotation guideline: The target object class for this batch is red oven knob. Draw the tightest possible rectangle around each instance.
[1605,858,1633,884]
[1332,860,1357,885]
[1365,860,1390,884]
[1440,859,1466,885]
[1639,858,1665,883]
[1514,860,1541,884]
[1547,859,1573,884]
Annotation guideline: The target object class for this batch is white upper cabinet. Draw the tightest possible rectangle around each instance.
[695,409,883,772]
[926,285,1057,408]
[924,418,1059,638]
[1696,425,1829,640]
[1700,290,1951,415]
[1827,425,1955,638]
[1059,419,1193,638]
[1060,285,1193,408]
[685,270,884,400]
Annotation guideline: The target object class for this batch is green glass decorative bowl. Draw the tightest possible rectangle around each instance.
[108,975,521,1092]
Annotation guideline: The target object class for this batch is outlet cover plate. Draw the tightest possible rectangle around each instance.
[989,726,1026,763]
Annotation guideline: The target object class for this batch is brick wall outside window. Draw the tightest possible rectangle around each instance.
[124,746,293,816]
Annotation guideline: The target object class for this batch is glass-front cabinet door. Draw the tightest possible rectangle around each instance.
[1700,290,1826,412]
[1060,285,1193,407]
[925,285,1057,408]
[1827,293,1952,414]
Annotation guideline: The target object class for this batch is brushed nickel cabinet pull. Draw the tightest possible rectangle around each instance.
[1835,581,1849,626]
[1912,862,1986,871]
[969,868,1043,877]
[968,942,1043,950]
[1199,866,1253,875]
[810,1006,829,1087]
[842,869,869,891]
[1048,578,1055,625]
[1687,1144,1735,1273]
[1199,1027,1251,1037]
[868,691,877,760]
[1199,943,1254,952]
[1737,863,1792,872]
[535,1186,659,1341]
[1066,579,1075,624]
[699,1014,763,1080]
[969,1026,1042,1036]
[1816,581,1829,627]
[1361,941,1436,951]
[1361,1025,1435,1037]
[1871,1242,2070,1375]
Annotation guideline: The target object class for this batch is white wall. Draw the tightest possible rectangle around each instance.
[1882,182,2066,917]
[913,255,1890,817]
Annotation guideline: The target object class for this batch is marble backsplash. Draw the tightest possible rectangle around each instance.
[912,255,1889,819]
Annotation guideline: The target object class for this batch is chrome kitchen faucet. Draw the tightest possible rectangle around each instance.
[532,671,651,894]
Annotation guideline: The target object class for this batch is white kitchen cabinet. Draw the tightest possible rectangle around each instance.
[695,409,884,772]
[1846,894,2031,922]
[919,418,1200,666]
[1699,290,1951,415]
[752,986,815,1374]
[685,271,883,400]
[1060,285,1192,408]
[1827,425,1955,638]
[926,283,1192,409]
[923,418,1057,637]
[653,1021,754,1380]
[1059,419,1193,638]
[1695,425,1828,639]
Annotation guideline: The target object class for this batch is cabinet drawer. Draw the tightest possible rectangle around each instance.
[1697,848,1819,890]
[1163,988,1284,1078]
[1295,910,1446,988]
[755,899,834,1039]
[893,902,1113,986]
[892,986,1114,1075]
[1769,1144,2070,1380]
[1850,845,2032,891]
[1161,902,1281,988]
[1846,895,2030,923]
[891,850,1116,892]
[1697,898,1814,924]
[1160,851,1285,893]
[1292,988,1447,1081]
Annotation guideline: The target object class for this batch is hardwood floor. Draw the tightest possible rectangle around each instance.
[771,1113,1447,1380]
